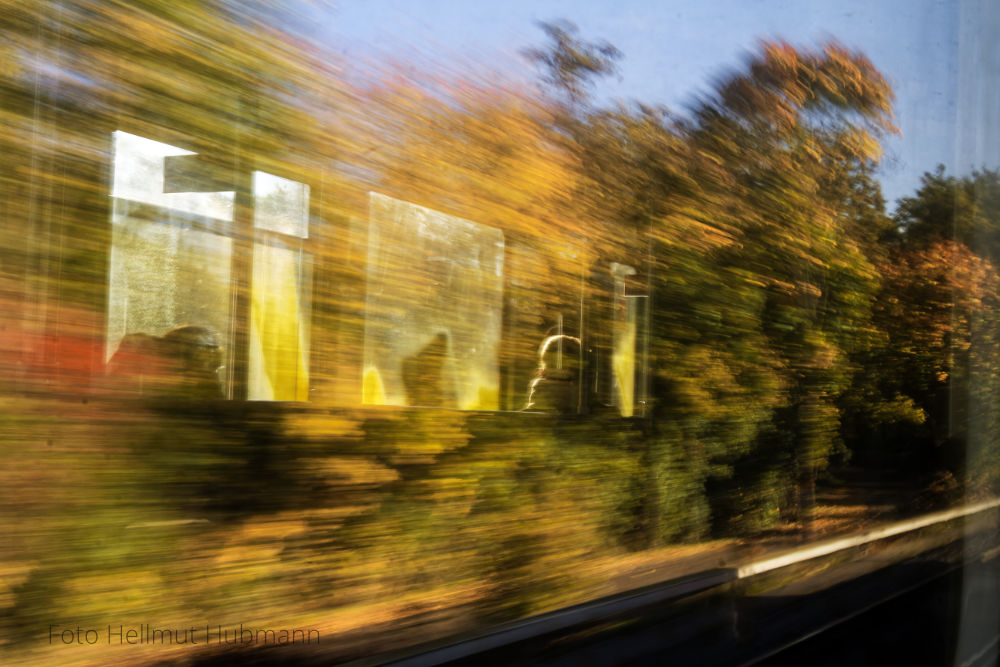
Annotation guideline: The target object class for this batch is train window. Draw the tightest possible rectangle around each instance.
[105,131,312,401]
[500,243,586,413]
[362,193,504,409]
[611,262,648,417]
[248,172,312,401]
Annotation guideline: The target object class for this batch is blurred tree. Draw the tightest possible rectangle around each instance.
[523,32,901,536]
[523,19,621,110]
[894,166,1000,263]
[680,41,897,529]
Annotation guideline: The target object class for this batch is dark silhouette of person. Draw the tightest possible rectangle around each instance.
[161,325,224,397]
[401,332,452,407]
[525,334,580,413]
[105,325,223,398]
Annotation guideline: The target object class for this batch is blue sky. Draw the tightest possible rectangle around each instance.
[319,1,966,209]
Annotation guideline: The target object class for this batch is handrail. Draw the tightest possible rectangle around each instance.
[737,497,1000,578]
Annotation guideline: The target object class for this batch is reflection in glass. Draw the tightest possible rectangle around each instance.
[364,193,504,409]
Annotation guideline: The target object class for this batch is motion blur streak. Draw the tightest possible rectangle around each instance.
[2,2,999,665]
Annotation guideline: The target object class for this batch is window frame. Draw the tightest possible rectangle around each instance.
[105,127,315,402]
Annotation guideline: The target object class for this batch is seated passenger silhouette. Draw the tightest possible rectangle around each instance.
[106,325,223,398]
[401,332,452,407]
[525,334,580,413]
[161,325,224,397]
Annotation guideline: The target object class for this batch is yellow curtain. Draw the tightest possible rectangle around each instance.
[249,244,309,401]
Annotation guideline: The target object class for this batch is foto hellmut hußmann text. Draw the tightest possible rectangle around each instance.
[49,624,321,646]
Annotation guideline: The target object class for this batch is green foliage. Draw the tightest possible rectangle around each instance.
[548,38,897,531]
[894,166,1000,263]
[844,167,1000,495]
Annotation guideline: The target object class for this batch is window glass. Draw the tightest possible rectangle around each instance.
[106,132,312,401]
[253,171,309,238]
[611,263,648,417]
[499,244,585,413]
[111,131,234,220]
[363,193,504,409]
[248,242,311,401]
[106,201,233,359]
[107,134,234,373]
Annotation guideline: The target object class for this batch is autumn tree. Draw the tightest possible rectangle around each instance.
[847,168,1000,498]
[567,40,898,533]
[524,27,902,536]
[674,41,898,528]
[894,166,1000,263]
